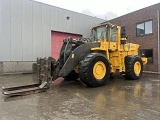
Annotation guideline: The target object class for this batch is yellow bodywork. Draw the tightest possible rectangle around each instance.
[91,22,147,74]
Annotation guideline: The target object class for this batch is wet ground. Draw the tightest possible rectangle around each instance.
[0,73,160,120]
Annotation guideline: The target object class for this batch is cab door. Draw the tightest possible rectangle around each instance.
[108,26,117,51]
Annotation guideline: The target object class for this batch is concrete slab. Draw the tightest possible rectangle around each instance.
[0,73,160,120]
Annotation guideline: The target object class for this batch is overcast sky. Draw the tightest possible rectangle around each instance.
[34,0,159,20]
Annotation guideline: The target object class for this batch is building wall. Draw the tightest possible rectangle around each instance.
[109,3,160,72]
[0,0,104,73]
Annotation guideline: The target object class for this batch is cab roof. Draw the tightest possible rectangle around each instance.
[92,22,117,29]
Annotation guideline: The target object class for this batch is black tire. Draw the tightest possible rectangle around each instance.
[124,55,143,80]
[78,53,110,87]
[64,70,79,81]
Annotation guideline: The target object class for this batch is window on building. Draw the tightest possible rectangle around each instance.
[140,49,153,64]
[136,20,153,36]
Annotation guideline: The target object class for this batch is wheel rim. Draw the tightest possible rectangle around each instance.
[93,61,106,80]
[134,61,141,75]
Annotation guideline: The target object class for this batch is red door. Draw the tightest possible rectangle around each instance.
[51,31,82,60]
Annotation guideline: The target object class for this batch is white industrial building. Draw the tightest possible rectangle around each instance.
[0,0,104,74]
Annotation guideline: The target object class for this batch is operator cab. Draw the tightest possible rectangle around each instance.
[91,23,118,51]
[91,24,117,42]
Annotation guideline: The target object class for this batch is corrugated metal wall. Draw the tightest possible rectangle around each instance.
[0,0,104,62]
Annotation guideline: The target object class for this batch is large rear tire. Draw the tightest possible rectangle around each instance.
[124,55,143,80]
[78,53,110,87]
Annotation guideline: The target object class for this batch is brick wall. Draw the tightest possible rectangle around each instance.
[109,3,160,72]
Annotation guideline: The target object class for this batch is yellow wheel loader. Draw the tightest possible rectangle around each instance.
[2,22,147,96]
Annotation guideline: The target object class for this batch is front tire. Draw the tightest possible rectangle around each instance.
[124,55,143,80]
[78,53,110,87]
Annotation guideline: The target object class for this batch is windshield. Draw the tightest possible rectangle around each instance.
[95,26,107,40]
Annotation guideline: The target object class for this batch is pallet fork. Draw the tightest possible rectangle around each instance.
[2,57,56,96]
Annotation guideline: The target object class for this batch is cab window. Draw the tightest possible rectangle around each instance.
[110,27,116,42]
[96,26,108,40]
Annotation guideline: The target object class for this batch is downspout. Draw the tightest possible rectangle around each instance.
[157,9,160,73]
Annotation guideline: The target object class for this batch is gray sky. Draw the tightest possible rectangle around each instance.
[34,0,160,20]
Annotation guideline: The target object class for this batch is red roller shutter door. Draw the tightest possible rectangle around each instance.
[51,32,82,60]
